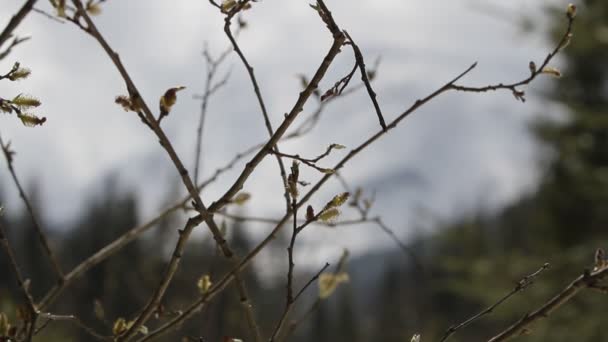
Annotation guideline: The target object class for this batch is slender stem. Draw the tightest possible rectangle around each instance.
[68,2,254,340]
[0,221,38,341]
[0,134,65,281]
[269,199,298,341]
[223,9,291,212]
[0,0,38,48]
[440,263,550,342]
[488,266,608,342]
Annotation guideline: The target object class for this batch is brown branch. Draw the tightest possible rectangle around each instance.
[0,35,30,61]
[193,42,233,186]
[0,134,65,281]
[38,201,181,309]
[68,1,257,340]
[38,141,262,310]
[281,251,348,342]
[344,30,386,130]
[440,263,551,342]
[489,264,608,342]
[0,221,38,341]
[139,60,478,342]
[270,148,337,174]
[0,0,38,49]
[448,15,574,102]
[223,5,291,212]
[271,261,331,342]
[269,198,299,342]
[35,312,108,340]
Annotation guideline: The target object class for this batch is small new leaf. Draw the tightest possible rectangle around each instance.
[8,67,31,81]
[86,1,102,15]
[17,113,46,127]
[287,161,300,199]
[197,275,213,294]
[221,0,237,13]
[306,205,315,221]
[411,334,422,342]
[528,61,536,75]
[112,318,128,336]
[56,0,66,17]
[233,192,251,205]
[318,272,349,299]
[328,192,349,208]
[0,312,9,336]
[11,94,41,109]
[93,299,105,321]
[159,86,186,117]
[541,66,561,78]
[319,208,340,222]
[566,4,576,19]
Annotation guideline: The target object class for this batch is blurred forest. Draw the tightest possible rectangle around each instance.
[1,2,607,342]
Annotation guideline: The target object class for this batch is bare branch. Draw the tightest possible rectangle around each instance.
[448,15,575,103]
[36,312,108,340]
[0,134,65,281]
[222,3,291,212]
[344,30,386,130]
[0,0,38,49]
[0,221,38,341]
[440,263,551,342]
[488,263,608,342]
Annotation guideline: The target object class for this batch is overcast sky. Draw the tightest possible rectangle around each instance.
[0,0,571,264]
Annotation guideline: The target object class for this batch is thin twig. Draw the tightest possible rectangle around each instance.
[193,42,233,186]
[0,0,38,49]
[223,3,291,213]
[344,30,386,130]
[38,141,262,310]
[138,60,480,342]
[0,134,65,281]
[68,2,254,341]
[448,15,575,102]
[488,264,608,342]
[440,263,551,342]
[0,35,31,60]
[0,221,38,341]
[269,198,299,342]
[281,251,348,342]
[36,312,109,340]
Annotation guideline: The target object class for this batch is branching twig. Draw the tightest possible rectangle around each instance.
[193,42,233,186]
[488,263,608,342]
[269,197,299,342]
[281,251,348,342]
[222,3,291,212]
[270,146,341,174]
[0,35,31,60]
[68,1,256,340]
[0,0,38,49]
[0,221,38,341]
[35,312,108,340]
[344,30,386,130]
[448,14,575,102]
[440,263,551,342]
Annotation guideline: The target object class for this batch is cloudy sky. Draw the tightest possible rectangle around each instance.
[0,0,570,264]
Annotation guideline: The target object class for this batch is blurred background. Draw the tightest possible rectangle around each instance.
[1,0,607,341]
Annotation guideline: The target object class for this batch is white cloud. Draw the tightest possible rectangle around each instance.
[1,0,559,262]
